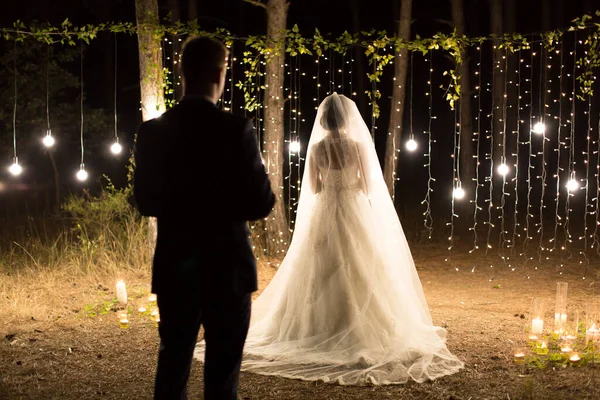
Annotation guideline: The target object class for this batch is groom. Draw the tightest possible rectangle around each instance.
[133,35,275,399]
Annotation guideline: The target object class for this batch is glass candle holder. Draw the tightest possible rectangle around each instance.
[585,302,600,346]
[554,282,568,335]
[530,298,545,339]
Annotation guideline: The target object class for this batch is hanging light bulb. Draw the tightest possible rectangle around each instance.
[8,157,22,176]
[42,130,55,148]
[566,173,579,192]
[110,141,122,155]
[497,163,509,176]
[289,141,301,153]
[532,121,546,135]
[76,164,88,181]
[453,185,465,200]
[406,136,417,152]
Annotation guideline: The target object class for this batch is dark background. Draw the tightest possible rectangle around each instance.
[0,0,598,232]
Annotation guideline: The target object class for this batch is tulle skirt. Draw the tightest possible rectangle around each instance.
[195,188,464,385]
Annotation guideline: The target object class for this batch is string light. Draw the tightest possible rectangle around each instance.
[497,161,509,176]
[453,184,465,200]
[470,46,483,255]
[562,33,579,267]
[532,121,546,134]
[550,41,565,258]
[498,51,509,265]
[9,38,22,176]
[522,45,535,265]
[76,40,87,182]
[289,141,300,154]
[111,34,122,155]
[421,54,434,240]
[566,172,579,192]
[510,49,524,261]
[406,137,417,152]
[536,41,548,264]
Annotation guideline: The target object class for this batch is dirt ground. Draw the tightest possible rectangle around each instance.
[2,244,600,400]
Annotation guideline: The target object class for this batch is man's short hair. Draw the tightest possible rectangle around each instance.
[180,35,228,87]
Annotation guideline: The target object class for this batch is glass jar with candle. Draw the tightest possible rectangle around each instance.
[554,282,568,335]
[585,302,600,347]
[530,298,545,340]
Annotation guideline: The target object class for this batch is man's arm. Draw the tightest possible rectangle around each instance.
[237,120,275,221]
[133,121,163,217]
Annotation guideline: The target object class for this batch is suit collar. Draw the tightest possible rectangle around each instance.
[180,95,217,107]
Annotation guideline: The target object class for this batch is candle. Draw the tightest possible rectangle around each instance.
[118,313,129,329]
[138,306,147,313]
[116,280,128,304]
[531,317,544,335]
[528,335,539,341]
[514,352,526,363]
[148,293,157,302]
[569,353,581,363]
[150,308,158,317]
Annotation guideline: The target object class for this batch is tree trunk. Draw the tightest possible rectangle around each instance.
[383,0,412,197]
[553,0,564,28]
[188,0,198,21]
[489,0,504,202]
[451,0,474,221]
[261,0,290,257]
[350,0,368,120]
[135,0,166,249]
[135,0,166,122]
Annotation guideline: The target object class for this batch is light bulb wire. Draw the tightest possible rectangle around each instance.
[13,39,17,161]
[114,34,118,142]
[46,45,50,133]
[422,54,433,240]
[80,40,84,167]
[409,50,414,138]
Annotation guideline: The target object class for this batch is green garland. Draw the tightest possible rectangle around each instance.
[2,10,599,111]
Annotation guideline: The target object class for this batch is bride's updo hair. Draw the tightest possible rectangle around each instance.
[320,95,347,132]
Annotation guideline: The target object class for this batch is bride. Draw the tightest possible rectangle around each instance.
[196,93,464,385]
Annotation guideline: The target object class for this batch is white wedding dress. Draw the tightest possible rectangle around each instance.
[195,93,463,385]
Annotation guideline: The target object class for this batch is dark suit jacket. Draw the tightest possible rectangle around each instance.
[133,97,275,296]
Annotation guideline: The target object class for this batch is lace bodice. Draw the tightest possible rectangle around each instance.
[320,168,361,190]
[315,138,362,191]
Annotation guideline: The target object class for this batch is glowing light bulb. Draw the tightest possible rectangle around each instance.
[289,141,300,153]
[42,134,55,148]
[532,121,546,134]
[497,163,509,176]
[76,166,88,181]
[8,160,22,176]
[110,142,122,155]
[406,138,417,152]
[566,177,579,192]
[453,187,465,200]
